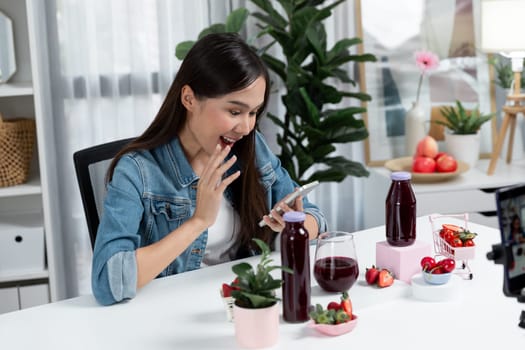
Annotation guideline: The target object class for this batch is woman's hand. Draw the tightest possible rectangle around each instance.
[193,144,240,229]
[262,191,304,232]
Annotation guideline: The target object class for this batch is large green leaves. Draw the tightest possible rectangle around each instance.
[175,8,249,60]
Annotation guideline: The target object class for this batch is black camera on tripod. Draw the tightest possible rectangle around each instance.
[487,242,525,328]
[488,183,525,329]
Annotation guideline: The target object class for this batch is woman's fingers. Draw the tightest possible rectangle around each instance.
[293,195,304,211]
[264,195,304,232]
[200,144,230,186]
[217,169,240,192]
[200,144,239,191]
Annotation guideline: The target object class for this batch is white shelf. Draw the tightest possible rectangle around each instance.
[0,211,43,229]
[0,173,42,198]
[0,270,48,284]
[0,82,33,97]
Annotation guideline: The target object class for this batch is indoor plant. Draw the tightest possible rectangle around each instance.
[488,55,525,161]
[230,238,292,348]
[435,100,494,167]
[175,0,377,185]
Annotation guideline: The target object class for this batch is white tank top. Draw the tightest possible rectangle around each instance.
[201,197,239,266]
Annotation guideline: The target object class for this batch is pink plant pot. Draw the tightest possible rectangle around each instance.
[233,303,279,349]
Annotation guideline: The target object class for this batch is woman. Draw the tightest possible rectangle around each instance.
[91,33,327,305]
[509,214,525,244]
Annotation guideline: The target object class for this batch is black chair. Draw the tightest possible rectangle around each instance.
[73,137,135,249]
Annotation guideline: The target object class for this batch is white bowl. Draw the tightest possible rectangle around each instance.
[422,271,452,285]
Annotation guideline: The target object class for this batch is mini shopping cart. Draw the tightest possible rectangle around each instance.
[428,213,475,280]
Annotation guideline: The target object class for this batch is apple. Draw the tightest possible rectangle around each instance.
[412,156,437,173]
[436,154,458,173]
[434,152,448,161]
[415,136,438,158]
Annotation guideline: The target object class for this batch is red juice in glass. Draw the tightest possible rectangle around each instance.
[313,231,359,293]
[313,256,359,292]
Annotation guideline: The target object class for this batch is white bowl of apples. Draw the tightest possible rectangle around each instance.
[385,136,469,183]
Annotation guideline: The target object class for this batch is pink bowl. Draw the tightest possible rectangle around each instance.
[307,314,358,336]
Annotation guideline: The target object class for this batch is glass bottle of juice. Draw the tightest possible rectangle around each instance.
[385,171,416,246]
[281,211,310,323]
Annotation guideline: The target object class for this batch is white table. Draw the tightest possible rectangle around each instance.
[0,217,523,349]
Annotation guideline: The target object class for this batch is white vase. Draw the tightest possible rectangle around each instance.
[445,133,480,168]
[405,102,427,156]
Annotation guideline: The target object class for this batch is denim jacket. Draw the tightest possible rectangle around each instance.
[91,131,327,305]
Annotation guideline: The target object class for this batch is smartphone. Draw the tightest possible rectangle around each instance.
[258,180,320,228]
[495,183,525,298]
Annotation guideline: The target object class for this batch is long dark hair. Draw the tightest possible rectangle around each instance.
[107,33,273,256]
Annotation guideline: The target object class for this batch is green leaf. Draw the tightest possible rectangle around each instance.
[232,262,253,277]
[306,26,326,63]
[310,144,336,159]
[198,23,227,39]
[328,53,377,67]
[320,107,367,129]
[240,291,278,308]
[326,37,362,62]
[299,88,321,126]
[252,238,270,255]
[225,8,249,33]
[175,41,195,60]
[329,68,352,83]
[341,91,372,101]
[313,157,371,180]
[261,53,286,82]
[251,0,287,29]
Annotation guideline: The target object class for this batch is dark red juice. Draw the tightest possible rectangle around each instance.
[281,211,310,323]
[313,256,359,292]
[385,172,416,247]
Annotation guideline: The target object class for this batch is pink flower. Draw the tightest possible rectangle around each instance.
[415,50,440,73]
[414,50,439,104]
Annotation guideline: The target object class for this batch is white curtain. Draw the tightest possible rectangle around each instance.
[43,0,365,298]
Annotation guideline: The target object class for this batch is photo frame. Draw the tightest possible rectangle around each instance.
[355,0,496,166]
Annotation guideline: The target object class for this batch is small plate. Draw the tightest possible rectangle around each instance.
[384,157,469,183]
[307,315,358,336]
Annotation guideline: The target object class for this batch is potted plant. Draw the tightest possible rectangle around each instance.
[176,0,377,185]
[230,238,292,349]
[435,100,494,167]
[488,55,525,161]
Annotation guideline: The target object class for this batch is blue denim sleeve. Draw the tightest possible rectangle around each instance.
[91,155,143,305]
[255,132,328,234]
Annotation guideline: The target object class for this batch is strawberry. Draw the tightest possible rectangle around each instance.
[327,301,341,311]
[221,283,233,297]
[377,269,394,288]
[221,278,240,297]
[365,265,379,285]
[340,292,352,317]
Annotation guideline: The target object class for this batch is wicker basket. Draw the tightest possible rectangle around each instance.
[0,113,37,187]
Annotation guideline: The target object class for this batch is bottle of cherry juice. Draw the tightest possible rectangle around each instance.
[281,211,310,323]
[385,171,416,246]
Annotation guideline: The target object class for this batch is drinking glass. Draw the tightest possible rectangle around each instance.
[313,231,359,292]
